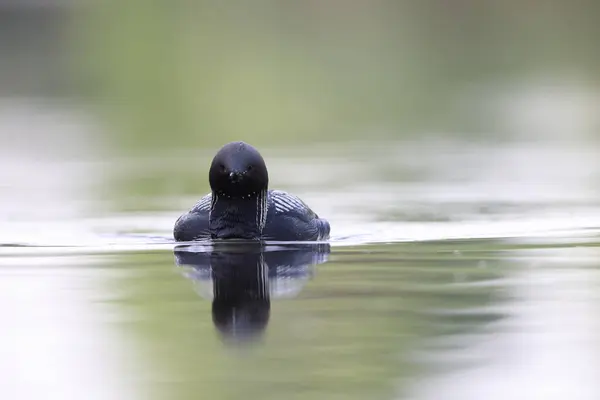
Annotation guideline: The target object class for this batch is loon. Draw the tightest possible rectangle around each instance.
[173,141,330,242]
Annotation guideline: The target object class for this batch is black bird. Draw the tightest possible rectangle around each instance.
[173,141,330,242]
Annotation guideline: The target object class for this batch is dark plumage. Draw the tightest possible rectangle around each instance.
[173,141,330,242]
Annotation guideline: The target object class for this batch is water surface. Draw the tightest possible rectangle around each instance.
[1,115,599,399]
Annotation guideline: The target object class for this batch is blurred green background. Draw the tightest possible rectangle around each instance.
[2,0,599,206]
[70,0,600,150]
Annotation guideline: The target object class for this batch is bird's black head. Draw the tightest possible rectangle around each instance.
[209,141,269,199]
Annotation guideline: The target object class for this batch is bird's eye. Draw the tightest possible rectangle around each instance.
[219,164,226,172]
[247,165,253,172]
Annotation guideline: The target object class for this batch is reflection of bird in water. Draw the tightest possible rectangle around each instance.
[174,242,330,342]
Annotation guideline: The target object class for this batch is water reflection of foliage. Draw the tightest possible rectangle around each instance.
[114,240,509,400]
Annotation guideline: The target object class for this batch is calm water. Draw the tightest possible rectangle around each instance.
[1,107,600,400]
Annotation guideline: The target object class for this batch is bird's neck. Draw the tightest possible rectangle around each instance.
[209,190,268,240]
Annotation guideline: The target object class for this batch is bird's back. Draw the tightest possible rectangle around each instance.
[173,194,211,241]
[173,190,330,242]
[263,190,329,241]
